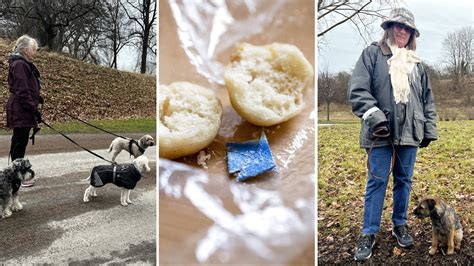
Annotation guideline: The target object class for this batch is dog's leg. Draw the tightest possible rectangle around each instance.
[84,186,93,203]
[2,198,13,218]
[429,230,438,255]
[454,229,462,250]
[91,187,98,197]
[111,150,119,163]
[11,193,23,211]
[447,228,455,255]
[126,190,132,204]
[120,188,129,206]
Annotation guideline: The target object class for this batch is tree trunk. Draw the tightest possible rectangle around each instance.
[140,32,148,73]
[326,99,330,121]
[140,0,151,74]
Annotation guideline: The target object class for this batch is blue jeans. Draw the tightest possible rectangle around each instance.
[362,145,418,235]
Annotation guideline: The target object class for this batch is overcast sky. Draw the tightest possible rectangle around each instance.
[117,45,137,72]
[318,0,473,73]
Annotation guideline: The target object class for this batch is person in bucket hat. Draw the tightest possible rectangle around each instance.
[381,7,420,37]
[348,7,438,261]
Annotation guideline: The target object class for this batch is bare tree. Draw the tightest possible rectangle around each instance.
[318,0,398,45]
[442,26,473,86]
[61,3,106,64]
[333,71,351,104]
[121,0,156,74]
[0,0,101,51]
[318,66,336,121]
[101,0,132,69]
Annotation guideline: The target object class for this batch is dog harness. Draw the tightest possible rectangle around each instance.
[90,164,142,189]
[128,139,145,157]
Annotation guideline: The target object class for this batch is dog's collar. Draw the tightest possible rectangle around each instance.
[129,139,145,156]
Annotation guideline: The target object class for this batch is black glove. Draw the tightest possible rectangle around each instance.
[419,138,433,148]
[371,122,390,139]
[34,110,42,123]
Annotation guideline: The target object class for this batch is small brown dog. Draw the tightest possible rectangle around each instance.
[413,196,463,255]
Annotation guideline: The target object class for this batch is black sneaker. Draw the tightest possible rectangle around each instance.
[392,224,414,247]
[354,234,376,261]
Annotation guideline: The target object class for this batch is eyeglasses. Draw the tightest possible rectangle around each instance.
[392,23,414,33]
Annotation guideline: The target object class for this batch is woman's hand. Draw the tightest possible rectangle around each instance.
[371,122,390,139]
[34,110,42,123]
[419,138,434,148]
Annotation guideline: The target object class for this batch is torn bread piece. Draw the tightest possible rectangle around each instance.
[159,82,223,159]
[224,43,314,126]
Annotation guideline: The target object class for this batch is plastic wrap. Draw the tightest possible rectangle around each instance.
[160,157,314,264]
[168,0,284,85]
[160,0,315,264]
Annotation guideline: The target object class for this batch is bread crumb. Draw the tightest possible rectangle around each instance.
[197,150,211,169]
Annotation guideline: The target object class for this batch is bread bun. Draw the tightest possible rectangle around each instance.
[159,82,222,159]
[224,43,313,126]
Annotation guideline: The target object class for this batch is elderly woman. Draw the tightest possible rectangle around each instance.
[348,8,437,261]
[6,35,43,187]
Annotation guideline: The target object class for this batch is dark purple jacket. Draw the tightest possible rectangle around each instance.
[6,55,41,129]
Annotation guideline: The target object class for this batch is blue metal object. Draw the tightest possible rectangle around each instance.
[226,132,276,181]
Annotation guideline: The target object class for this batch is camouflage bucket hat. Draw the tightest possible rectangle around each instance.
[381,7,420,37]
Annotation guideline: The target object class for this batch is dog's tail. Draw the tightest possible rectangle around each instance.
[108,142,113,153]
[84,176,91,182]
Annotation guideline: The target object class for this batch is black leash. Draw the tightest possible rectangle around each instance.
[60,111,128,140]
[59,111,146,157]
[41,120,116,164]
[30,127,41,145]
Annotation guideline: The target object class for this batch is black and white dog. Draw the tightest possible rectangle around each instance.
[83,155,151,206]
[108,135,155,162]
[0,158,35,218]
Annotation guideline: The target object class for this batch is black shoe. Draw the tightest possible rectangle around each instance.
[392,224,414,248]
[354,234,376,261]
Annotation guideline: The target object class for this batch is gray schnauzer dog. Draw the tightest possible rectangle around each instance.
[0,158,35,218]
[108,134,155,162]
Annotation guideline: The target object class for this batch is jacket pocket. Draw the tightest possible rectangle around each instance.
[413,112,426,141]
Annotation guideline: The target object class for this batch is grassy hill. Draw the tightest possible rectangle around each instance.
[0,38,155,129]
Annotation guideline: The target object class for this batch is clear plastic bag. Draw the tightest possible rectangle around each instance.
[168,0,284,85]
[160,156,315,264]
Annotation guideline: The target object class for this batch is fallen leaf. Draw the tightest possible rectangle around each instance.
[393,247,402,256]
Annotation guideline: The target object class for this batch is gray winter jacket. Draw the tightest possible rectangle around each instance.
[348,42,437,148]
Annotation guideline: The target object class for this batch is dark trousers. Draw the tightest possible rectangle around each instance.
[10,127,31,161]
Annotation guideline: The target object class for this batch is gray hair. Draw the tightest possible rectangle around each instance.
[13,35,38,55]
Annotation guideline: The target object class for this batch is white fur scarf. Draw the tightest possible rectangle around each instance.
[387,42,421,103]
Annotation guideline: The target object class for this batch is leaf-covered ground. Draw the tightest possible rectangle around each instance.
[318,121,473,264]
[0,38,156,128]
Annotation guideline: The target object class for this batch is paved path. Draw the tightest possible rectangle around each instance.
[0,134,156,264]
